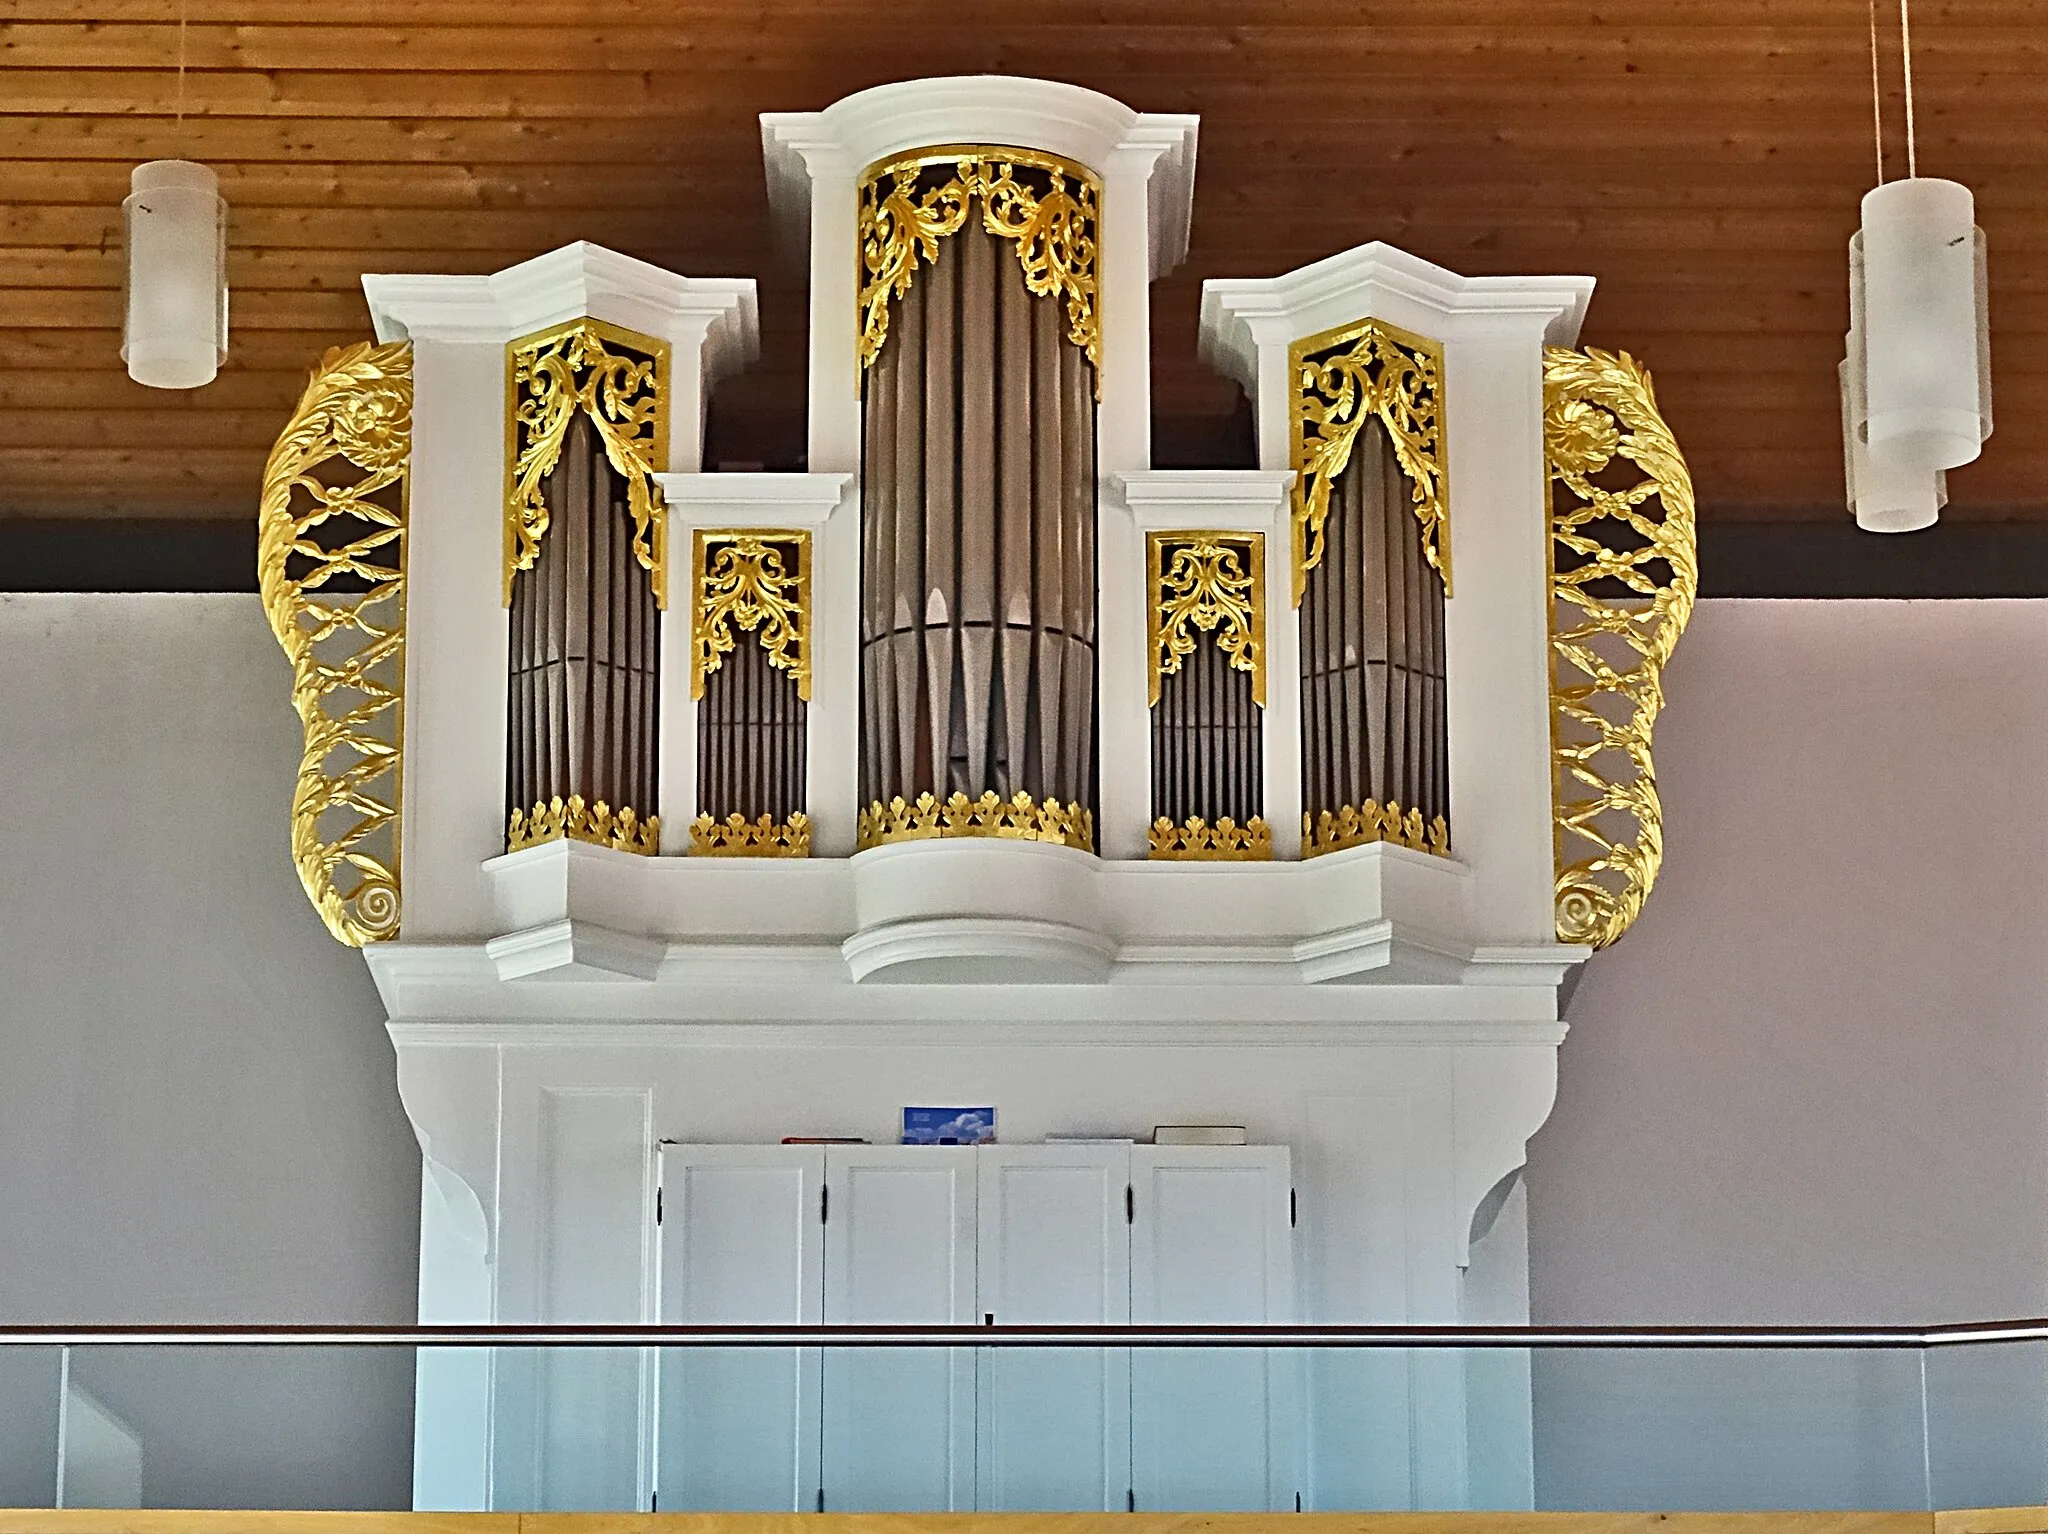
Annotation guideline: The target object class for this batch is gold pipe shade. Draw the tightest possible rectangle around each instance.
[505,317,671,607]
[1148,532,1266,709]
[857,144,1103,398]
[257,339,412,947]
[693,530,812,701]
[1544,345,1697,950]
[1290,316,1448,606]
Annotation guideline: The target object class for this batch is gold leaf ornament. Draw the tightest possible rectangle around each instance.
[1150,535,1266,708]
[857,790,1094,853]
[693,532,811,701]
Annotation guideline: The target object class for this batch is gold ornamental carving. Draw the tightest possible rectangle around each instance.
[507,794,660,857]
[257,340,412,948]
[693,530,812,701]
[690,811,813,858]
[505,318,670,606]
[1304,801,1451,859]
[1148,532,1266,708]
[1543,345,1698,951]
[858,791,1094,853]
[1148,816,1274,861]
[858,145,1102,398]
[1291,316,1448,605]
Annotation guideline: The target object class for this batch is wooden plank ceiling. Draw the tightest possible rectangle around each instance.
[2,0,2043,522]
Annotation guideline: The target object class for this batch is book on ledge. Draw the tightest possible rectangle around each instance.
[1152,1125,1248,1146]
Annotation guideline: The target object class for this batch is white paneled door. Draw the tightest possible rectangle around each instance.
[1130,1146,1298,1512]
[819,1146,977,1511]
[653,1144,823,1511]
[974,1146,1132,1511]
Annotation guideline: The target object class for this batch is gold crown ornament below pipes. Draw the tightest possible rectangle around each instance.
[689,812,812,858]
[858,791,1094,853]
[507,795,660,856]
[1148,816,1274,861]
[1304,801,1451,859]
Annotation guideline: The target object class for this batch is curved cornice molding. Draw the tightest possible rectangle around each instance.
[763,75,1199,280]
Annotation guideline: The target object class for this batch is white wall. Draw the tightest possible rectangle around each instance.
[1525,598,2048,1507]
[0,594,421,1508]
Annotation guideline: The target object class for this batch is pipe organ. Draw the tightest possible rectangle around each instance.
[257,75,1697,1515]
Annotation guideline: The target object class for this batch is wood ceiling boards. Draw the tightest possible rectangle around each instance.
[2,1,2044,523]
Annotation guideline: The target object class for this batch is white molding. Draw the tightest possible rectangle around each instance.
[1109,469,1294,532]
[485,919,667,982]
[1198,240,1595,398]
[842,916,1120,984]
[761,77,1199,279]
[363,241,760,385]
[654,471,852,530]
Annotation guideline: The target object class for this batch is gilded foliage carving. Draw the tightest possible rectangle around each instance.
[1149,533,1266,708]
[1544,345,1698,950]
[858,790,1094,853]
[506,319,670,605]
[693,531,811,701]
[257,340,412,948]
[1291,318,1448,604]
[858,146,1101,396]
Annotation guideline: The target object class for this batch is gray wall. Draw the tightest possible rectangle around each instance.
[0,594,419,1507]
[1526,598,2048,1508]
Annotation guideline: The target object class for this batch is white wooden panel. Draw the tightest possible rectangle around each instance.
[517,1089,653,1512]
[974,1146,1131,1511]
[821,1147,976,1511]
[1129,1145,1296,1513]
[654,1145,823,1512]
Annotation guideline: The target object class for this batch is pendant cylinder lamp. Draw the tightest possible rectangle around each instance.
[122,159,227,390]
[1842,178,1991,532]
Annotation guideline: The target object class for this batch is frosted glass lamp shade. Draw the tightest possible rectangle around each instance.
[122,160,227,390]
[1858,177,1990,473]
[1842,359,1944,532]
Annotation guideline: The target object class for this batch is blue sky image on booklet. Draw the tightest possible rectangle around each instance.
[902,1107,995,1145]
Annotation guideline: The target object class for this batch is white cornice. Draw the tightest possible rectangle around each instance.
[762,76,1200,279]
[1199,241,1596,395]
[362,242,760,388]
[1109,469,1295,531]
[654,471,853,531]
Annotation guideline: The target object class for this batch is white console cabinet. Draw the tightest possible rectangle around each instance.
[653,1142,1294,1513]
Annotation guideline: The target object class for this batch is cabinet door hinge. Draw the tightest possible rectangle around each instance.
[820,1183,829,1225]
[1125,1184,1135,1224]
[655,1187,663,1226]
[1290,1188,1297,1228]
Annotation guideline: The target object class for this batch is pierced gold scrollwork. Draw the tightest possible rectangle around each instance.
[1304,801,1451,859]
[1291,317,1448,605]
[507,794,660,857]
[857,791,1094,853]
[1148,532,1266,708]
[258,340,412,948]
[858,145,1102,398]
[1544,346,1698,950]
[690,811,812,858]
[1148,816,1274,861]
[693,530,811,701]
[506,318,670,606]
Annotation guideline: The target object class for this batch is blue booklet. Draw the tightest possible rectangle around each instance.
[902,1106,995,1145]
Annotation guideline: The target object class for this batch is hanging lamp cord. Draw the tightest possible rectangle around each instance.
[1899,0,1918,178]
[175,0,187,127]
[1866,0,1886,184]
